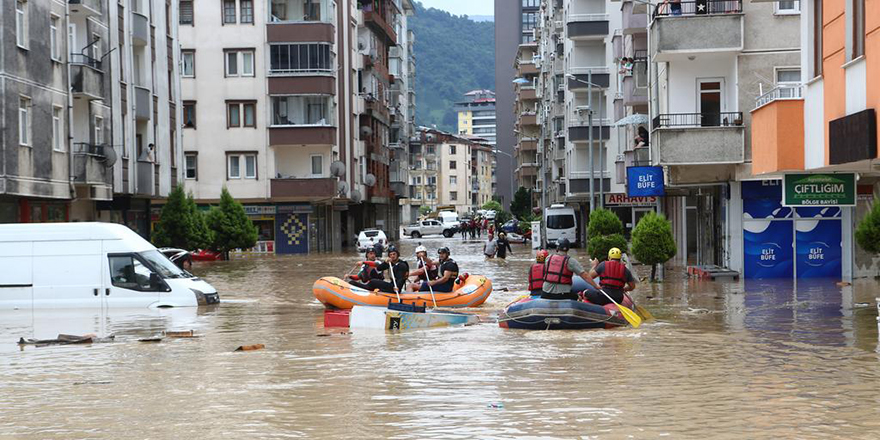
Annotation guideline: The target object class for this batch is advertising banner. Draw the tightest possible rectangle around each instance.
[626,166,665,197]
[783,174,856,207]
[795,220,842,278]
[604,194,658,206]
[743,220,794,279]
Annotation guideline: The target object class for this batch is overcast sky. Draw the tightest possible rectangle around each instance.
[418,0,494,17]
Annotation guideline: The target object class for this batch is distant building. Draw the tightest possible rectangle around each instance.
[454,90,496,146]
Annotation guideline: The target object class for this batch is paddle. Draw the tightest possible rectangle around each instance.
[599,289,642,328]
[387,259,402,303]
[418,256,438,308]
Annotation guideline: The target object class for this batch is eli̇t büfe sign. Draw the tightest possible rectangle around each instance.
[626,166,665,197]
[782,173,856,207]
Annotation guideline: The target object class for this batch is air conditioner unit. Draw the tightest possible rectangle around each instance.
[554,20,563,29]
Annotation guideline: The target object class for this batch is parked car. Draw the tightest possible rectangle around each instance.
[403,220,444,238]
[501,219,519,233]
[357,229,387,251]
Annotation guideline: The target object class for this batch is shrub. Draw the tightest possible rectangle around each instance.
[418,205,433,216]
[206,187,258,258]
[855,200,880,276]
[152,185,212,250]
[631,211,676,281]
[510,187,532,219]
[482,200,503,212]
[588,234,629,262]
[587,208,624,239]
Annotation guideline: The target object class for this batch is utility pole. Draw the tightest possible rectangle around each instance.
[588,70,594,215]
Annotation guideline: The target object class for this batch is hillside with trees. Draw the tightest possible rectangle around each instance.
[410,2,495,132]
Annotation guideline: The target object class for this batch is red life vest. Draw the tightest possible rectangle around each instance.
[543,254,573,285]
[528,263,545,291]
[600,260,627,289]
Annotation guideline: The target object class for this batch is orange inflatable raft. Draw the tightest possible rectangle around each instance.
[313,275,493,309]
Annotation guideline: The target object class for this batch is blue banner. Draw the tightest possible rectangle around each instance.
[626,166,665,197]
[795,220,842,278]
[275,213,309,254]
[743,220,794,279]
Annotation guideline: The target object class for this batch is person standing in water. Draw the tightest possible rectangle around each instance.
[484,234,497,259]
[496,232,513,259]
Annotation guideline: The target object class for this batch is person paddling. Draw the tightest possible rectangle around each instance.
[584,247,637,305]
[541,239,592,300]
[408,245,438,291]
[351,246,409,294]
[420,247,458,293]
[349,248,383,282]
[527,249,549,296]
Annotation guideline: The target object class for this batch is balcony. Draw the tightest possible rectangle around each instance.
[68,0,101,17]
[518,60,538,75]
[750,86,804,175]
[519,86,537,101]
[135,160,153,196]
[70,61,103,100]
[267,22,334,44]
[567,67,610,90]
[623,75,647,107]
[520,138,538,151]
[73,143,113,200]
[134,86,150,121]
[652,112,745,165]
[569,124,611,142]
[622,1,647,34]
[269,126,336,146]
[519,112,538,127]
[363,6,397,45]
[650,0,743,62]
[132,12,149,47]
[271,177,337,200]
[567,13,610,40]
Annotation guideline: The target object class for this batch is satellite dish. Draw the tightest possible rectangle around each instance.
[357,36,368,52]
[330,161,346,178]
[360,126,373,137]
[337,180,348,195]
[99,145,118,167]
[425,133,436,142]
[350,189,363,203]
[364,173,376,187]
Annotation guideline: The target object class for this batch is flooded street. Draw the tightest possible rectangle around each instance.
[2,237,880,438]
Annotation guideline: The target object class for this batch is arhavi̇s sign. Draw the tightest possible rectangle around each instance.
[782,173,856,207]
[626,166,665,197]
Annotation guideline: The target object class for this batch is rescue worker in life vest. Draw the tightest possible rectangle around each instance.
[420,247,459,293]
[541,239,593,300]
[348,248,384,282]
[584,247,637,305]
[408,245,438,291]
[528,249,549,296]
[350,246,409,293]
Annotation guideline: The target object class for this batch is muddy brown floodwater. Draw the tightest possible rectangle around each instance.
[2,236,880,438]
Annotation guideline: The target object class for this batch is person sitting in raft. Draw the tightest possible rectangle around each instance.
[541,239,593,300]
[408,245,438,291]
[584,247,637,305]
[527,249,549,296]
[351,246,409,294]
[349,248,383,282]
[419,247,458,293]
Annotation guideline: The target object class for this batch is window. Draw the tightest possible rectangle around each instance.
[449,175,457,185]
[223,0,237,23]
[449,161,457,170]
[50,16,60,61]
[94,115,104,145]
[852,0,865,59]
[109,254,163,291]
[240,0,253,23]
[227,153,257,179]
[185,153,198,179]
[225,50,254,77]
[183,101,196,128]
[776,68,801,85]
[271,96,333,125]
[311,155,323,176]
[52,106,64,152]
[449,145,456,155]
[812,0,822,77]
[427,145,435,155]
[269,43,333,74]
[181,50,195,77]
[18,97,30,146]
[16,1,28,49]
[271,0,325,22]
[180,0,193,24]
[775,0,800,13]
[522,12,537,31]
[522,0,539,6]
[450,191,458,201]
[227,102,256,128]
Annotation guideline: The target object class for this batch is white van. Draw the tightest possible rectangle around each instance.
[0,222,219,310]
[437,211,460,238]
[544,204,578,247]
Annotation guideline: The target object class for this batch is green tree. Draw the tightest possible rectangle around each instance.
[152,185,212,250]
[586,209,628,262]
[206,187,258,259]
[481,200,502,212]
[631,212,677,281]
[510,187,531,219]
[855,201,880,261]
[419,205,434,216]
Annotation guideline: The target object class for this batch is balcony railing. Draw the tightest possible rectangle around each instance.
[754,85,803,110]
[70,53,102,70]
[653,0,742,18]
[653,112,743,128]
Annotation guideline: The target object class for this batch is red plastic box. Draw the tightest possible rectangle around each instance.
[323,309,351,327]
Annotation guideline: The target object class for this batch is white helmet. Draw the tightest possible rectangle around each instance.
[415,245,427,254]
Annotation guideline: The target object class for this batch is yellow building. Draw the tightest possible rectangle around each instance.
[454,90,496,145]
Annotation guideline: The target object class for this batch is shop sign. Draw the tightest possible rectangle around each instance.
[626,166,665,197]
[277,204,313,214]
[783,173,856,207]
[244,205,276,216]
[604,194,658,207]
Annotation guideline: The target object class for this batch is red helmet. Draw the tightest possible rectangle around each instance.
[536,249,549,263]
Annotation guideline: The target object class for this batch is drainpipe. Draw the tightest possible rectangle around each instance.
[66,6,77,202]
[588,70,594,214]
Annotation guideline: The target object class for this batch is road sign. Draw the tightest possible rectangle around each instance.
[782,173,856,207]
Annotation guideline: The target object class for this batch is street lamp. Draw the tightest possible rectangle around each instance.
[566,72,605,213]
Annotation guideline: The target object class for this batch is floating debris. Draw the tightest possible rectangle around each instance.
[138,337,164,343]
[235,344,265,352]
[18,334,114,347]
[164,330,199,338]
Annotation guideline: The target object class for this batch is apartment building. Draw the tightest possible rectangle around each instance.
[180,0,415,253]
[749,0,878,279]
[455,89,497,146]
[1,0,181,238]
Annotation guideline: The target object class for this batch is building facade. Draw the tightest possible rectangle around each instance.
[455,89,497,146]
[179,0,415,253]
[2,0,182,238]
[749,0,879,279]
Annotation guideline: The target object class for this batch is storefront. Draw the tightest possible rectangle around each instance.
[604,193,658,234]
[275,204,312,254]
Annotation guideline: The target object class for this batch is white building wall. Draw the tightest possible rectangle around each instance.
[665,55,738,114]
[803,80,825,169]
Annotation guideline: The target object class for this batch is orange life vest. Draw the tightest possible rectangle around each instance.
[543,254,573,285]
[528,263,545,291]
[600,260,627,289]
